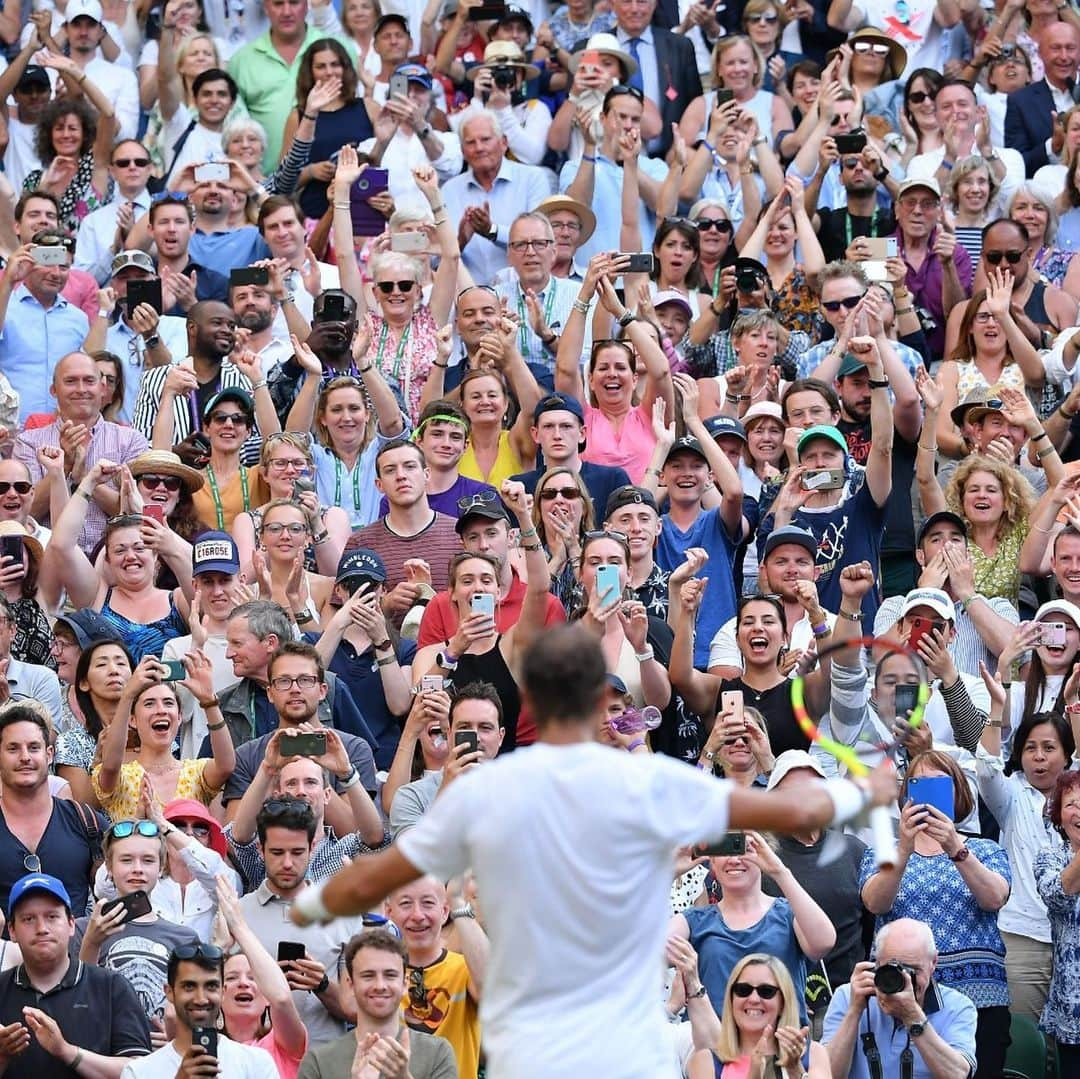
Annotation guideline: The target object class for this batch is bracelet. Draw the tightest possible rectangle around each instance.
[895,306,915,316]
[811,622,829,636]
[522,541,541,551]
[627,738,645,752]
[431,359,449,368]
[250,379,267,391]
[333,202,351,210]
[1033,429,1050,441]
[687,983,708,999]
[97,308,111,319]
[69,1047,84,1071]
[376,654,397,667]
[520,527,538,539]
[702,138,716,155]
[199,696,221,710]
[207,719,227,731]
[838,608,863,621]
[986,719,1004,728]
[634,646,655,662]
[338,767,361,790]
[302,111,318,120]
[358,364,373,374]
[1036,444,1057,461]
[1060,404,1078,420]
[582,154,597,163]
[726,393,750,403]
[572,298,590,314]
[917,443,936,452]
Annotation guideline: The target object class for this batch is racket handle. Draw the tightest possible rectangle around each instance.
[870,806,897,869]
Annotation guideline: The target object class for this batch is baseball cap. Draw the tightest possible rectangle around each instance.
[899,587,956,622]
[766,749,826,791]
[916,511,968,546]
[53,608,123,650]
[374,12,409,34]
[192,531,241,575]
[762,525,818,561]
[111,250,155,276]
[604,485,658,519]
[533,392,584,423]
[16,66,50,91]
[837,352,868,378]
[896,176,941,201]
[394,62,433,90]
[605,672,629,695]
[203,387,253,420]
[703,415,747,443]
[797,424,848,458]
[1035,599,1080,626]
[8,873,71,920]
[336,548,388,584]
[495,4,533,29]
[454,494,509,534]
[664,435,709,465]
[65,0,103,21]
[743,401,783,428]
[652,290,693,317]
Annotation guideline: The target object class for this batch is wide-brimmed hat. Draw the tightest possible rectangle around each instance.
[535,195,596,245]
[0,520,43,565]
[128,450,205,493]
[568,32,638,79]
[466,41,540,80]
[846,27,907,82]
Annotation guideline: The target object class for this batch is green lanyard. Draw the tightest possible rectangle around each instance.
[375,320,412,382]
[334,455,362,514]
[205,465,249,530]
[711,265,722,299]
[845,209,880,247]
[517,286,556,356]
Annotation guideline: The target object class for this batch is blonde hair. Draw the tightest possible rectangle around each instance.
[944,454,1035,541]
[714,953,801,1062]
[712,35,764,91]
[946,156,999,221]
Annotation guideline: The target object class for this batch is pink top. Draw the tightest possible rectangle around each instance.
[370,305,438,425]
[250,1028,306,1079]
[581,402,657,484]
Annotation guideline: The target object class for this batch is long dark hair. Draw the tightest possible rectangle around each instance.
[903,68,943,137]
[1005,711,1074,777]
[1018,642,1078,737]
[652,218,706,291]
[295,38,358,109]
[74,639,135,742]
[90,351,125,424]
[35,98,96,165]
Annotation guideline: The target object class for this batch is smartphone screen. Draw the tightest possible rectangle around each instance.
[595,564,620,608]
[454,729,479,755]
[279,731,327,757]
[0,535,24,564]
[277,941,306,963]
[894,683,918,720]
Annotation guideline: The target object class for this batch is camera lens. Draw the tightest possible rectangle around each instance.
[492,65,515,88]
[873,962,908,995]
[736,273,760,293]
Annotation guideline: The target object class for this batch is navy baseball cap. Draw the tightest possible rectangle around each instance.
[606,672,629,695]
[664,435,709,465]
[192,531,241,575]
[336,548,388,584]
[8,873,71,920]
[604,485,658,519]
[16,65,51,91]
[53,608,122,650]
[703,415,747,443]
[917,511,968,546]
[394,62,433,90]
[533,393,584,423]
[762,525,818,560]
[375,12,409,34]
[202,387,253,421]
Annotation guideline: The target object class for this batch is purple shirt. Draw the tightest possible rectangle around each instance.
[896,227,973,359]
[378,474,498,519]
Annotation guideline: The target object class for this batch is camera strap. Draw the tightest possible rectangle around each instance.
[861,1013,883,1079]
[900,1038,914,1079]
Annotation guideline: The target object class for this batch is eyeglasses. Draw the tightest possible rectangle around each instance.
[108,820,161,839]
[171,820,211,839]
[821,294,864,313]
[209,411,250,426]
[138,474,182,492]
[457,490,499,514]
[746,11,778,21]
[262,522,309,536]
[269,674,320,690]
[540,486,582,501]
[49,636,78,655]
[173,943,225,962]
[907,90,934,104]
[508,238,555,252]
[375,280,416,294]
[973,311,998,324]
[901,198,940,211]
[0,481,31,495]
[549,220,582,233]
[732,981,781,1000]
[114,157,151,168]
[984,249,1023,265]
[267,458,311,473]
[696,217,732,233]
[408,967,430,1011]
[853,40,890,54]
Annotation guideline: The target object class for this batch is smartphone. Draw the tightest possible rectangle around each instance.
[863,260,889,283]
[142,505,165,524]
[720,689,744,727]
[388,72,410,100]
[103,889,153,924]
[906,615,942,654]
[595,564,621,608]
[279,731,327,757]
[454,729,480,754]
[318,292,349,322]
[421,674,445,694]
[230,266,270,288]
[468,0,506,17]
[191,1028,218,1059]
[579,48,602,70]
[158,658,186,681]
[833,130,867,154]
[292,477,316,499]
[864,237,898,260]
[126,277,163,315]
[908,775,955,820]
[715,88,735,106]
[30,244,68,266]
[802,468,846,491]
[277,941,306,963]
[194,161,229,182]
[189,431,212,457]
[471,592,495,619]
[694,831,747,857]
[349,169,391,237]
[391,231,428,253]
[622,252,655,274]
[894,682,918,720]
[0,534,24,565]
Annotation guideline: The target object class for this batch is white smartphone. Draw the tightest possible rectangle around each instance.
[194,161,230,182]
[391,232,428,253]
[471,592,495,619]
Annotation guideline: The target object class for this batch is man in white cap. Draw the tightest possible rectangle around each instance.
[62,0,139,140]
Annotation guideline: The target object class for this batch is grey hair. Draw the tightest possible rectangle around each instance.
[459,107,503,140]
[689,198,730,221]
[1008,182,1059,244]
[370,250,424,281]
[229,599,292,643]
[222,116,268,153]
[510,211,555,241]
[874,918,936,959]
[389,207,434,230]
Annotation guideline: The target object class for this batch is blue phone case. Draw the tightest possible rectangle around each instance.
[595,565,620,608]
[908,776,955,820]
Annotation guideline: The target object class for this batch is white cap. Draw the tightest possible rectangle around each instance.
[766,749,826,791]
[65,0,103,20]
[1035,599,1080,626]
[899,587,955,622]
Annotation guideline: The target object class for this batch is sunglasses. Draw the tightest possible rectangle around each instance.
[114,157,151,167]
[540,486,582,501]
[171,820,211,839]
[722,734,750,747]
[138,474,182,491]
[746,12,778,21]
[821,294,864,312]
[732,981,781,1000]
[108,820,161,839]
[173,943,225,962]
[853,41,890,54]
[0,481,31,495]
[840,156,863,170]
[408,967,429,1010]
[457,490,499,514]
[696,218,732,233]
[984,249,1023,265]
[209,411,250,425]
[907,90,934,104]
[376,280,416,294]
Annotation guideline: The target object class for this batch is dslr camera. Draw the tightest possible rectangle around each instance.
[490,65,516,89]
[874,960,918,995]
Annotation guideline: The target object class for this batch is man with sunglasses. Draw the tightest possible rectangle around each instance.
[0,872,152,1079]
[813,148,897,264]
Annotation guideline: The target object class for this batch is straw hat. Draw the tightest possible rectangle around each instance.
[128,450,205,493]
[466,41,540,81]
[535,195,597,245]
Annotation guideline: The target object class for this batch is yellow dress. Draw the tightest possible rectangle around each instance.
[458,430,524,489]
[91,758,218,822]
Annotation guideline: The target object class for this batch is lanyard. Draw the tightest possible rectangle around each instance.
[376,319,413,405]
[206,465,249,530]
[517,286,556,356]
[334,455,362,515]
[247,691,257,739]
[711,265,722,299]
[845,209,880,247]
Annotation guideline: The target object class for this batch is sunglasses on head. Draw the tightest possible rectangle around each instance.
[696,217,733,233]
[732,981,781,1000]
[108,820,161,840]
[376,280,416,294]
[173,943,225,962]
[984,249,1023,265]
[114,156,150,168]
[457,489,499,514]
[606,83,644,103]
[151,190,189,203]
[0,481,31,495]
[584,529,629,542]
[138,474,182,492]
[821,294,864,313]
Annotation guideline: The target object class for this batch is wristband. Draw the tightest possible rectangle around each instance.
[69,1047,85,1071]
[207,719,227,730]
[97,308,112,319]
[582,154,597,163]
[311,972,331,994]
[811,622,828,636]
[302,111,318,120]
[432,359,449,368]
[634,646,654,662]
[338,767,361,791]
[627,738,645,752]
[822,777,870,826]
[250,379,267,391]
[572,298,590,314]
[292,879,331,924]
[312,530,330,545]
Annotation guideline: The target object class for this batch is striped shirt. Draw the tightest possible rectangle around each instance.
[132,359,262,465]
[494,274,590,371]
[14,418,149,555]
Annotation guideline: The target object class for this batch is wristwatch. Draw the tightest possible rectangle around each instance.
[908,1019,928,1038]
[449,903,476,921]
[142,333,161,349]
[618,311,636,328]
[436,650,459,672]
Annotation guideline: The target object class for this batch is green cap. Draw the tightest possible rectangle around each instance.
[797,424,848,458]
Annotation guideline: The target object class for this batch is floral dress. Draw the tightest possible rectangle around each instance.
[91,758,219,821]
[23,153,112,232]
[370,305,437,424]
[1034,843,1080,1046]
[967,519,1027,608]
[1034,246,1075,290]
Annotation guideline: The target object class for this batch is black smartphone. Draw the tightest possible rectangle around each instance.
[715,88,735,105]
[349,169,391,237]
[160,659,186,681]
[694,832,747,857]
[622,252,655,274]
[192,1028,218,1058]
[279,731,327,757]
[833,130,867,155]
[277,941,306,963]
[103,889,153,924]
[468,0,506,17]
[126,277,163,315]
[318,293,349,322]
[894,683,919,720]
[230,266,270,288]
[454,730,479,755]
[292,477,316,499]
[0,534,24,565]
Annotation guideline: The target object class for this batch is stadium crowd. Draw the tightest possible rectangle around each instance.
[1,0,1080,1073]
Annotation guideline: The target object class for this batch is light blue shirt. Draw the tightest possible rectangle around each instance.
[7,657,63,731]
[494,274,591,370]
[104,314,190,423]
[0,285,90,420]
[797,338,923,383]
[442,158,556,286]
[559,152,668,263]
[311,426,403,529]
[188,226,270,271]
[73,191,153,285]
